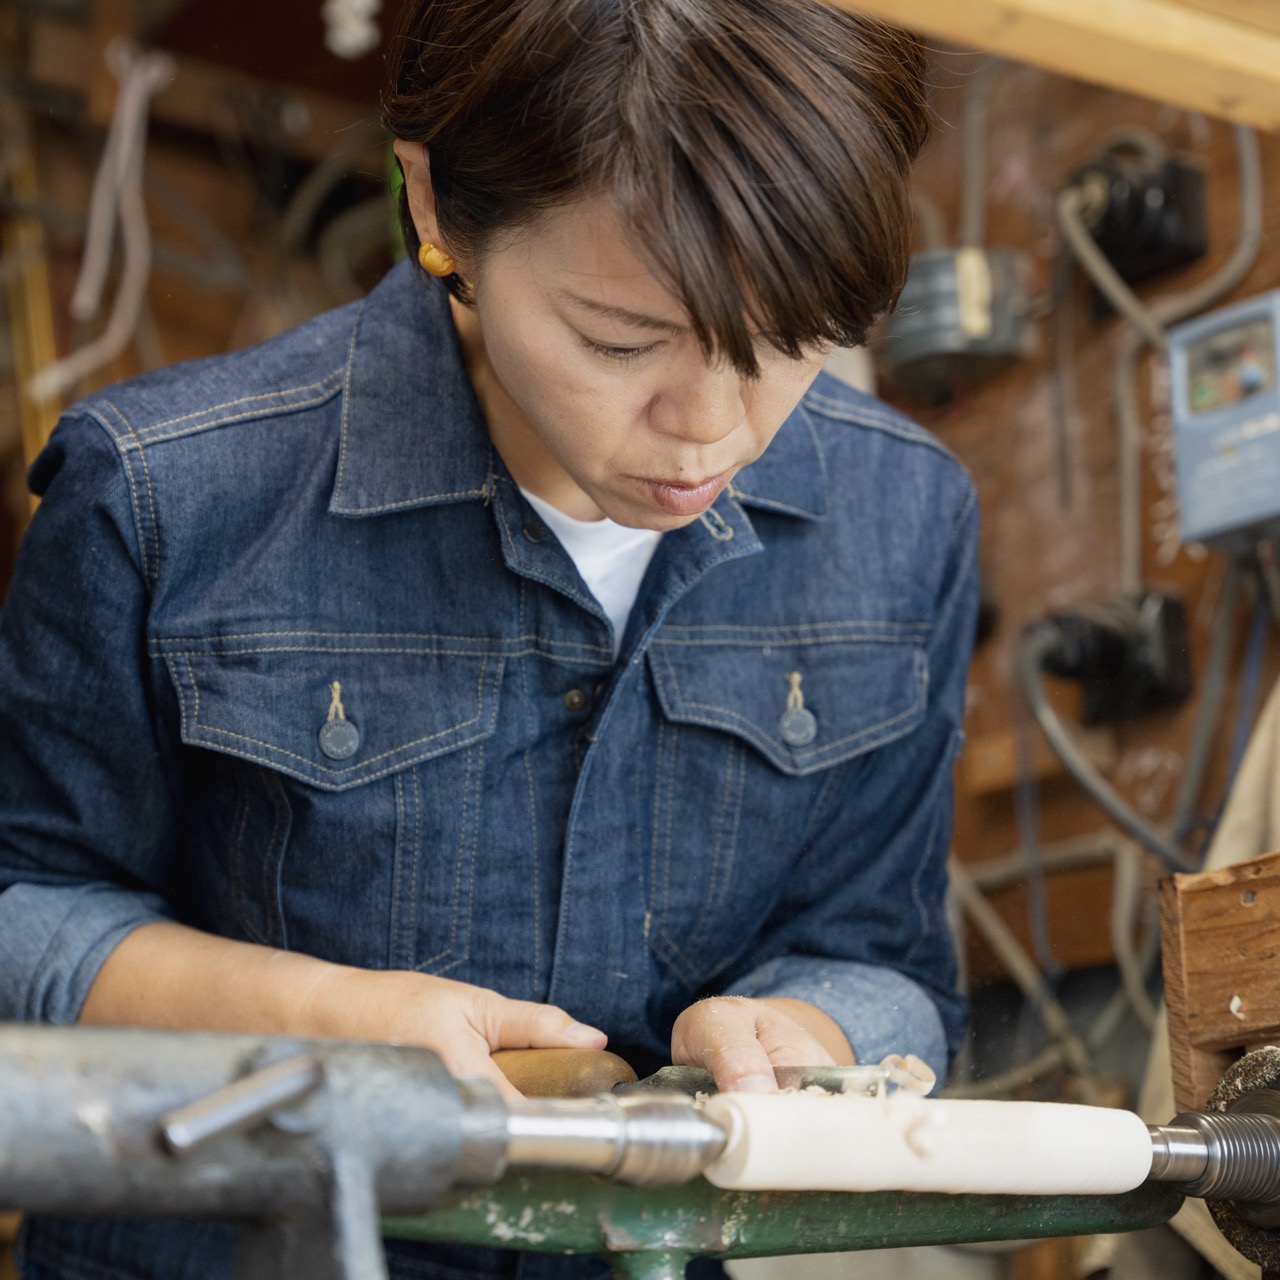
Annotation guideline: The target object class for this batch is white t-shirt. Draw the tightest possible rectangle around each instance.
[521,488,663,658]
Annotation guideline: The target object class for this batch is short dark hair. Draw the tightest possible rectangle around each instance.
[383,0,929,377]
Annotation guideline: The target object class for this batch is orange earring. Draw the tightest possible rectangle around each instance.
[418,242,457,276]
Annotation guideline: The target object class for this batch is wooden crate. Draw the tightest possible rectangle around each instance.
[1161,849,1280,1112]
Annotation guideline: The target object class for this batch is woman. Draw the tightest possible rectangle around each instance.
[0,1,978,1277]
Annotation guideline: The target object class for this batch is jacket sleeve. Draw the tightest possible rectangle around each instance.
[721,485,979,1082]
[0,413,181,1022]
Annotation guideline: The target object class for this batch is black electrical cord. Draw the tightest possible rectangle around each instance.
[1017,625,1194,873]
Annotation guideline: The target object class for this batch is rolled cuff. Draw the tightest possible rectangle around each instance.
[0,882,172,1023]
[722,955,948,1087]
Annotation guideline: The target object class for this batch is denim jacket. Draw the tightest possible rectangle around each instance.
[0,262,977,1280]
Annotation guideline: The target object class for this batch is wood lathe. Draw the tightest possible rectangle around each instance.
[2,1025,1280,1280]
[9,852,1280,1280]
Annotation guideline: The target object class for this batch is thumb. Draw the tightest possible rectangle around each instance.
[479,993,607,1052]
[433,1026,528,1102]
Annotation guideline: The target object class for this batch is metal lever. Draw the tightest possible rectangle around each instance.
[161,1055,325,1154]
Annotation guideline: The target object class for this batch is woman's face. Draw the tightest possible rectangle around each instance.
[396,147,829,528]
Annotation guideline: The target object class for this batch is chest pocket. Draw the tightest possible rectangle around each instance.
[166,649,503,788]
[644,629,928,988]
[163,646,503,974]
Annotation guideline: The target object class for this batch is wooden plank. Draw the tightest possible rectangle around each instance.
[960,723,1116,796]
[827,0,1280,131]
[86,0,137,128]
[1172,851,1280,1051]
[27,16,374,163]
[1,109,62,490]
[1174,0,1280,40]
[0,1213,17,1280]
[1161,872,1234,1113]
[1160,852,1280,1112]
[1010,1236,1079,1280]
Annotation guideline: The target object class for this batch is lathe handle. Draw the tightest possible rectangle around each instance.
[492,1049,638,1097]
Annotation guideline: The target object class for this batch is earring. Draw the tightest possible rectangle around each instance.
[418,242,457,276]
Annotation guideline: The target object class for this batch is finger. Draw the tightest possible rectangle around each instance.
[480,994,607,1052]
[674,1002,777,1094]
[754,1008,836,1070]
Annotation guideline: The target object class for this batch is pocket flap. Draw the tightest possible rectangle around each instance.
[166,649,503,790]
[648,630,927,775]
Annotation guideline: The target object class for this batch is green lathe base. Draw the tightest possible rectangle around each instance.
[385,1173,1183,1280]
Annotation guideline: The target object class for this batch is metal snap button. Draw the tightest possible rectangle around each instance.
[319,718,360,760]
[523,521,544,543]
[564,687,589,712]
[779,705,817,747]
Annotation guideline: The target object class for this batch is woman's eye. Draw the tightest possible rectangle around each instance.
[580,337,657,362]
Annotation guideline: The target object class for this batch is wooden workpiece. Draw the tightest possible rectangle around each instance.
[1161,849,1280,1113]
[492,1049,638,1098]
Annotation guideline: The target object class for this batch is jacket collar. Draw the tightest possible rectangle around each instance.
[330,260,827,521]
[329,263,492,516]
[731,401,827,521]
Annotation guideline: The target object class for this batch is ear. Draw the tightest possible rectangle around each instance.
[393,139,448,253]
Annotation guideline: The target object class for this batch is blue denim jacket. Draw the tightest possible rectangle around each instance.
[0,262,977,1280]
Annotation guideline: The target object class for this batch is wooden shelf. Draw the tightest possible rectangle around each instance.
[829,0,1280,130]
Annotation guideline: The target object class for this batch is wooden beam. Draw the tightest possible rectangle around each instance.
[1175,0,1280,40]
[828,0,1280,131]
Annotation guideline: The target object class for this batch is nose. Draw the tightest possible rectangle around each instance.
[647,360,747,446]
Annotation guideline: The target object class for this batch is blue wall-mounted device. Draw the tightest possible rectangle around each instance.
[1169,290,1280,553]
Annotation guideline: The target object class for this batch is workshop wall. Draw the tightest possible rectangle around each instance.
[899,56,1280,981]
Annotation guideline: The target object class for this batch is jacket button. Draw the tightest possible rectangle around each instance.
[563,687,589,712]
[523,521,544,543]
[779,706,817,747]
[318,718,361,760]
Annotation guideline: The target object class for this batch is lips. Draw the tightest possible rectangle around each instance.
[635,472,729,517]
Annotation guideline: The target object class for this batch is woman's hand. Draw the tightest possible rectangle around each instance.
[81,922,605,1101]
[291,966,607,1099]
[671,995,853,1093]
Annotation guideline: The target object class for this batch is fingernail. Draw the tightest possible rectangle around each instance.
[564,1021,604,1046]
[730,1073,776,1094]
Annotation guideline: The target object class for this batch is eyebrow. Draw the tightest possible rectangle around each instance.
[558,291,689,336]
